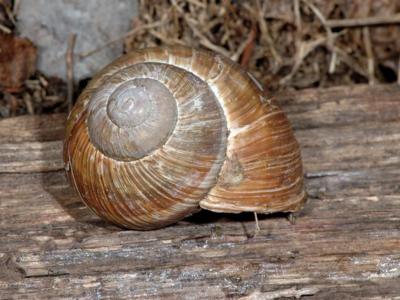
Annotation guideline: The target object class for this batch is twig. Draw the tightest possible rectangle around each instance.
[3,1,16,26]
[13,0,20,15]
[326,14,400,28]
[362,27,375,85]
[253,212,260,237]
[280,35,327,84]
[255,0,282,69]
[183,15,231,57]
[292,0,304,78]
[80,21,164,58]
[294,0,302,32]
[170,0,232,57]
[66,33,77,113]
[187,0,206,8]
[329,51,337,74]
[332,46,368,78]
[302,0,336,73]
[233,23,256,65]
[288,213,296,225]
[0,23,11,34]
[148,29,184,46]
[23,94,34,115]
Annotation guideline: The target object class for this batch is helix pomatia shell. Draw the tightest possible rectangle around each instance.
[63,46,306,230]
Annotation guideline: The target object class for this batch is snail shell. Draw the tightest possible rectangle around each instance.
[64,46,306,230]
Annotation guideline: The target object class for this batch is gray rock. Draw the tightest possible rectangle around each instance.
[17,0,138,81]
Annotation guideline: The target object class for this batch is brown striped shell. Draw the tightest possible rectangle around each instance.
[63,46,306,230]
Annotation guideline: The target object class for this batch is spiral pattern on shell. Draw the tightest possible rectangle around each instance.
[64,46,306,230]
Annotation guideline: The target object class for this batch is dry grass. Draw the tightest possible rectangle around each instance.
[125,0,400,92]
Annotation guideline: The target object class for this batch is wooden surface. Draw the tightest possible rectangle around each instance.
[1,84,400,299]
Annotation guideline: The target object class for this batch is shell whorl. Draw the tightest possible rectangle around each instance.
[64,46,306,230]
[88,74,178,160]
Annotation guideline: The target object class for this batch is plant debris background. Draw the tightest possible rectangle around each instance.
[1,0,400,118]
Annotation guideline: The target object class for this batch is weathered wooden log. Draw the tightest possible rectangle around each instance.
[0,84,399,299]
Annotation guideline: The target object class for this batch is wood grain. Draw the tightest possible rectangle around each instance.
[0,84,399,299]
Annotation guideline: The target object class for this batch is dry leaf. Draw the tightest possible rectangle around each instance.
[0,33,37,92]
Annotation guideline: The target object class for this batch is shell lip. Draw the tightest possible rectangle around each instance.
[199,189,308,214]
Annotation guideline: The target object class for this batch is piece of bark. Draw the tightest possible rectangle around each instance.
[0,84,399,299]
